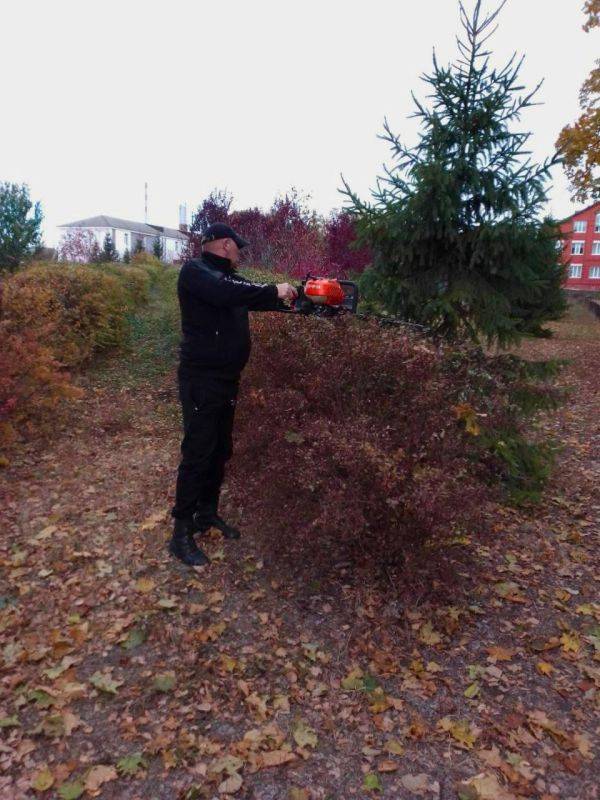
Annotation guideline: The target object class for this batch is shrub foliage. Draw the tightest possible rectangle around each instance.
[231,313,563,566]
[0,259,159,455]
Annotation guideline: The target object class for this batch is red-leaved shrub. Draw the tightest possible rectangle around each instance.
[229,313,562,577]
[230,314,490,571]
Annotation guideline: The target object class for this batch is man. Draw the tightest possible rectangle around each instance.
[169,222,298,566]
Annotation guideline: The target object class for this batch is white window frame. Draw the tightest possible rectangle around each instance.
[571,241,585,255]
[570,264,583,279]
[574,220,587,233]
[124,232,129,248]
[591,241,600,255]
[596,213,600,233]
[590,266,600,279]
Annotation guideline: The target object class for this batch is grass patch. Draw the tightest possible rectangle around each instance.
[91,264,288,389]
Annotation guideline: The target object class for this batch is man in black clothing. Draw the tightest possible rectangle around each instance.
[169,222,298,566]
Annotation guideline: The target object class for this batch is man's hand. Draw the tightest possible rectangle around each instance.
[276,283,299,302]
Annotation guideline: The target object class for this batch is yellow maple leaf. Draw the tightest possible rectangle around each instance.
[438,717,479,749]
[560,631,581,653]
[536,661,554,676]
[486,646,515,662]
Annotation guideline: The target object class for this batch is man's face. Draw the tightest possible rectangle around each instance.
[223,237,241,266]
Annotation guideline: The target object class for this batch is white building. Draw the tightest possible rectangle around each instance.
[58,214,188,263]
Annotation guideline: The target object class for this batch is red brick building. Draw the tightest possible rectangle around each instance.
[560,200,600,291]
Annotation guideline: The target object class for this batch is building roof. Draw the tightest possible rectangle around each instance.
[58,214,187,240]
[560,200,600,224]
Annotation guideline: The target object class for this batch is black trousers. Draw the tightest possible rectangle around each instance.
[171,372,239,522]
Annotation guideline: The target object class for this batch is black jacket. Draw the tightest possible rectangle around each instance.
[177,252,281,380]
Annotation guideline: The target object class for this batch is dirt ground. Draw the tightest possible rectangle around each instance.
[1,300,598,800]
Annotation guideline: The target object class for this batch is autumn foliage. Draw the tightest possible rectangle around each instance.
[556,0,600,201]
[186,189,371,279]
[0,260,158,455]
[230,313,562,566]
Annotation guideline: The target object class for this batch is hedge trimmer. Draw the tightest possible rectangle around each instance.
[276,274,359,317]
[276,273,428,331]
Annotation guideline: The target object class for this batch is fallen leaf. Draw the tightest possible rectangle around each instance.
[57,781,85,800]
[152,672,176,693]
[84,765,117,792]
[560,631,580,653]
[536,661,554,676]
[116,752,147,776]
[121,626,147,650]
[419,621,442,645]
[156,596,178,610]
[218,772,243,794]
[377,759,398,772]
[289,790,309,800]
[89,671,123,695]
[258,749,297,768]
[292,719,318,749]
[438,717,479,749]
[464,682,480,699]
[384,738,405,756]
[140,510,165,531]
[31,767,54,791]
[363,771,383,791]
[494,582,526,603]
[458,773,517,800]
[134,577,155,593]
[341,667,365,691]
[400,773,433,795]
[486,646,515,662]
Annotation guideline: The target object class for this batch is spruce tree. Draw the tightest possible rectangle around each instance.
[152,236,163,260]
[99,232,118,263]
[342,0,567,346]
[0,181,43,272]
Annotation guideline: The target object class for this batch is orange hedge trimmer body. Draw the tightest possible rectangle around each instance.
[277,274,359,316]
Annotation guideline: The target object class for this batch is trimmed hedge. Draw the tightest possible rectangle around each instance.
[0,259,160,457]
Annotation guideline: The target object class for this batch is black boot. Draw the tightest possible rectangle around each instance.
[210,512,241,540]
[192,495,241,540]
[168,518,210,566]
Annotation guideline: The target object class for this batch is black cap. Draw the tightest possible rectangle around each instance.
[200,222,249,249]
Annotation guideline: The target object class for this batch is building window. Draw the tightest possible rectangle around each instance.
[570,264,583,279]
[571,241,585,255]
[574,220,587,233]
[590,266,600,279]
[596,213,600,233]
[124,233,129,247]
[592,241,600,255]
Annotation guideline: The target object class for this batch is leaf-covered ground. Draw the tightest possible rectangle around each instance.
[1,294,599,800]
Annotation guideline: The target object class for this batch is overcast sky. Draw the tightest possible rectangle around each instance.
[2,0,597,247]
